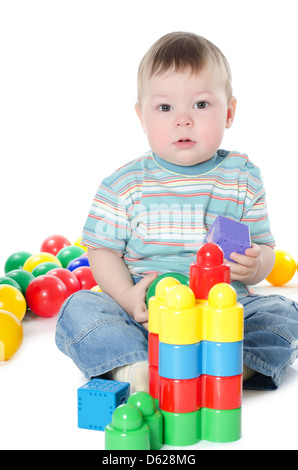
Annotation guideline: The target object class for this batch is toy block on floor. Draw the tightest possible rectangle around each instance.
[203,215,251,261]
[127,391,163,450]
[105,404,150,450]
[78,378,130,431]
[105,392,163,450]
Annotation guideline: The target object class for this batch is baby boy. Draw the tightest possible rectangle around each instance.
[56,32,298,393]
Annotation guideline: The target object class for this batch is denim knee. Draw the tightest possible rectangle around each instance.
[240,294,298,389]
[55,289,149,377]
[56,289,139,350]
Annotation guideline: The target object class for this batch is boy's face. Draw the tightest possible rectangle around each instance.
[136,64,236,166]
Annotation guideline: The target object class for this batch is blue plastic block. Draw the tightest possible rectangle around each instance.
[159,341,243,379]
[159,342,202,379]
[201,341,243,377]
[204,216,251,262]
[78,379,130,431]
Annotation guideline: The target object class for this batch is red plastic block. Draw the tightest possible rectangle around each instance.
[148,365,159,400]
[202,375,242,410]
[189,243,230,299]
[159,376,201,413]
[159,374,242,413]
[148,332,159,367]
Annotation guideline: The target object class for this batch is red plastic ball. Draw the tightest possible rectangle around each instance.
[26,275,68,318]
[46,268,81,296]
[73,266,97,290]
[40,235,71,257]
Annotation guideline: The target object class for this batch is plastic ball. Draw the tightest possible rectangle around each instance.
[4,251,32,274]
[0,309,23,360]
[46,268,81,296]
[90,285,102,292]
[56,246,86,268]
[0,276,22,292]
[266,250,297,286]
[73,266,97,290]
[32,262,62,277]
[67,255,89,271]
[26,275,68,318]
[40,234,71,256]
[0,284,27,321]
[74,237,88,252]
[5,269,35,296]
[23,252,62,273]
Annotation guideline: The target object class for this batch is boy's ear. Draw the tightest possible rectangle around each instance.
[226,96,237,129]
[135,103,145,131]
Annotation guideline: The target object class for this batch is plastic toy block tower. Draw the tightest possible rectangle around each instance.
[203,215,251,262]
[148,243,243,445]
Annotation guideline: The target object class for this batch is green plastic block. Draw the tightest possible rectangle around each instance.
[105,404,150,450]
[201,407,241,443]
[161,409,200,446]
[127,391,163,450]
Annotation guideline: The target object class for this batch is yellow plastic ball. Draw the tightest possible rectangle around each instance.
[74,237,87,252]
[166,284,196,310]
[0,309,23,360]
[23,252,62,273]
[208,283,237,308]
[0,285,27,321]
[266,250,296,286]
[155,277,181,301]
[90,285,102,292]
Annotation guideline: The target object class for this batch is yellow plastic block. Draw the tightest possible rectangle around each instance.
[202,283,243,342]
[159,284,202,345]
[148,277,181,334]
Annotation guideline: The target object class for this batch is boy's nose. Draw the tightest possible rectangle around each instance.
[174,114,194,127]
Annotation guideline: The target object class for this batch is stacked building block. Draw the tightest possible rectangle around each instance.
[148,242,244,445]
[148,275,182,402]
[203,215,251,262]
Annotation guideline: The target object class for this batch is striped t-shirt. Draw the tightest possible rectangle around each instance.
[82,150,275,297]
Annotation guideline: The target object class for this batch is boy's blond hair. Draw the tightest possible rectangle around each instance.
[137,32,232,103]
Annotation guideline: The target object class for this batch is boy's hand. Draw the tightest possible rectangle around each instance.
[119,273,158,328]
[227,243,261,284]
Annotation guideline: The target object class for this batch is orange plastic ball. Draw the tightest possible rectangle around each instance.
[266,250,296,286]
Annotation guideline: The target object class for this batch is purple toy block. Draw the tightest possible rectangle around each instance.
[203,216,251,262]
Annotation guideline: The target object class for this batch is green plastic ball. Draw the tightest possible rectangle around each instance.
[0,276,22,292]
[4,251,32,274]
[5,269,35,296]
[56,246,85,268]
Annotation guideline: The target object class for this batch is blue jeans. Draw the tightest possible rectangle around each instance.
[55,276,298,390]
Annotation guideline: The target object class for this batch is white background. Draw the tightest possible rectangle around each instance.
[1,0,298,450]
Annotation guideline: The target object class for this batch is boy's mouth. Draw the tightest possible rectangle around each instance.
[174,138,196,148]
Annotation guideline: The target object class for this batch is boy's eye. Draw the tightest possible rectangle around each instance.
[158,104,173,112]
[194,101,208,109]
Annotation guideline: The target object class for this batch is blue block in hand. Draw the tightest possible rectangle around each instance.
[204,216,251,261]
